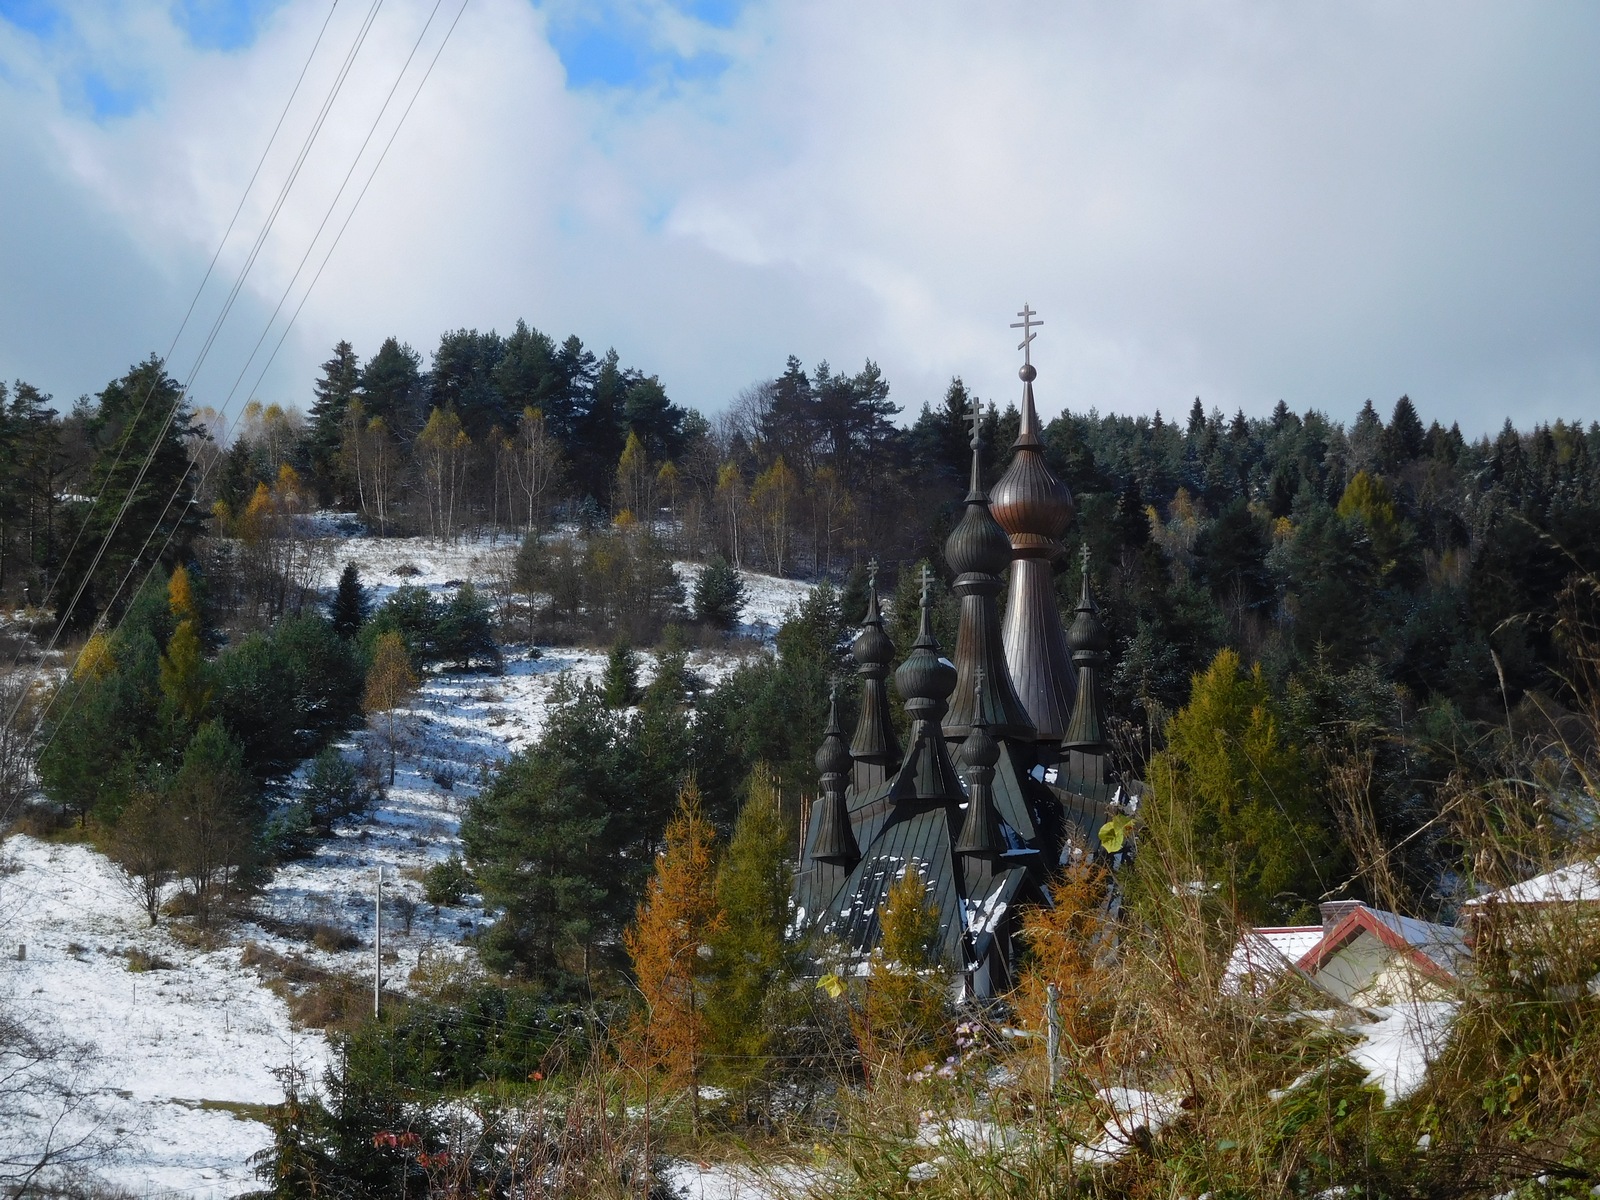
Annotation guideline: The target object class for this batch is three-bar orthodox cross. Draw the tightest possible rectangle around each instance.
[1010,303,1043,365]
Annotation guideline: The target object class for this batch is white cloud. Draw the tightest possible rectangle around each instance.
[2,0,1598,434]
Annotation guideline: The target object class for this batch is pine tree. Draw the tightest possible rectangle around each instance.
[170,719,257,925]
[307,341,360,494]
[435,582,500,672]
[601,637,639,708]
[624,781,724,1134]
[704,768,796,1093]
[691,554,747,629]
[330,562,370,639]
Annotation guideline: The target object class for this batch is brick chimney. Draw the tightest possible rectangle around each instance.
[1320,900,1362,938]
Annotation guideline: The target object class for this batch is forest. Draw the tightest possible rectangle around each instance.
[4,323,1600,1197]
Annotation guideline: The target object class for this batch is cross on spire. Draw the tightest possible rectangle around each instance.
[1080,542,1091,574]
[1010,302,1043,365]
[867,556,879,593]
[920,562,933,604]
[967,396,982,451]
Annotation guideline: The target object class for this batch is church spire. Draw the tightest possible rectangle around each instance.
[889,566,965,802]
[943,395,1033,742]
[807,690,859,865]
[989,304,1077,746]
[1061,548,1111,757]
[954,674,1003,857]
[849,559,901,794]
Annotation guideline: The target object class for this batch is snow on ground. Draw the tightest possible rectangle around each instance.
[0,533,814,1193]
[0,837,331,1197]
[664,1159,817,1200]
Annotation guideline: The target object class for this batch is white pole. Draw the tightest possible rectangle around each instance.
[1045,982,1061,1092]
[374,866,383,1019]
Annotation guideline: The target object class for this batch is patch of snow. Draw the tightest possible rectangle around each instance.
[915,1116,1017,1155]
[664,1158,816,1200]
[1222,927,1323,995]
[1074,1088,1184,1165]
[1466,861,1600,907]
[0,836,331,1196]
[1345,1001,1457,1102]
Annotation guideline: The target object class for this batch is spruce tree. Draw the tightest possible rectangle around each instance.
[691,554,747,629]
[330,562,370,639]
[58,358,203,630]
[307,341,359,493]
[601,637,639,708]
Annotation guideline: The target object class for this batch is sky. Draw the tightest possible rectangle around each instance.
[2,0,1598,438]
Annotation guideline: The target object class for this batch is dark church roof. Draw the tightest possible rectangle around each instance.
[794,307,1130,990]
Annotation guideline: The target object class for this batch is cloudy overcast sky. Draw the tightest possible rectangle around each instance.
[2,0,1597,437]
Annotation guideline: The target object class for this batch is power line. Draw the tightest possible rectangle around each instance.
[14,0,399,771]
[1,0,384,780]
[0,0,341,698]
[25,0,474,767]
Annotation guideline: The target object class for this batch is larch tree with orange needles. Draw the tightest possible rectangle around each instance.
[1015,861,1114,1065]
[624,780,724,1135]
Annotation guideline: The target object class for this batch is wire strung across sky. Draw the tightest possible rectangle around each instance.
[8,0,475,798]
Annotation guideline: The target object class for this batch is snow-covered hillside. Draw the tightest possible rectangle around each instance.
[0,534,813,1195]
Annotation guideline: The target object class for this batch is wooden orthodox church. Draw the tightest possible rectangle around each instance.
[792,307,1127,997]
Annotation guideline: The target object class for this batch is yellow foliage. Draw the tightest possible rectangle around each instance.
[856,865,949,1075]
[74,632,114,681]
[159,618,210,724]
[167,564,199,625]
[364,631,418,715]
[1144,648,1325,920]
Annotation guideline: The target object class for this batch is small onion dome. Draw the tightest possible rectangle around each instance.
[815,692,852,778]
[944,496,1013,578]
[958,708,1000,773]
[852,586,894,667]
[955,686,1002,857]
[895,587,957,716]
[1066,571,1110,656]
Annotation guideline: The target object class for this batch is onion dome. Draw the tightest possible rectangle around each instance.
[955,678,1002,857]
[809,690,859,865]
[1062,554,1110,755]
[851,582,895,668]
[849,562,901,791]
[943,400,1034,742]
[945,452,1013,578]
[992,305,1077,742]
[988,362,1076,551]
[894,569,957,726]
[815,692,853,779]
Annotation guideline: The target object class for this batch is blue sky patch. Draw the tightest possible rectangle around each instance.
[545,0,741,91]
[81,69,149,119]
[0,0,64,39]
[173,0,284,52]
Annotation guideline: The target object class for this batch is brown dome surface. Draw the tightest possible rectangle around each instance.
[989,380,1074,547]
